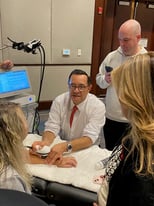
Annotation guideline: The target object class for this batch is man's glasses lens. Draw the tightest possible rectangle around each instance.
[69,84,87,91]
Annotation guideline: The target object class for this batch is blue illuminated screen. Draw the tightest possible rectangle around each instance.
[0,69,31,98]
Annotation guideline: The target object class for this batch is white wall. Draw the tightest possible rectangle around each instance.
[0,0,95,100]
[26,65,90,101]
[0,0,52,64]
[51,0,94,64]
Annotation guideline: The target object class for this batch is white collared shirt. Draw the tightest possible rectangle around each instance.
[45,92,106,144]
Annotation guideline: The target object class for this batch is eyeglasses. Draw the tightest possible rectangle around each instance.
[69,83,88,91]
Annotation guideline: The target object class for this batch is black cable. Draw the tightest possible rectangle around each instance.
[32,44,46,134]
[37,45,46,104]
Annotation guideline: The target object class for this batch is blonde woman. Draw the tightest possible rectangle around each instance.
[0,102,31,193]
[0,102,77,194]
[94,52,154,206]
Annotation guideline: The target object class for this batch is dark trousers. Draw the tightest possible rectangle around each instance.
[103,118,130,151]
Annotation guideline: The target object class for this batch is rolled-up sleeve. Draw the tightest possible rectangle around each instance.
[44,98,62,136]
[82,97,106,143]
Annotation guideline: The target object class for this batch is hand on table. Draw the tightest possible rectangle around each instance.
[55,156,77,168]
[45,142,67,165]
[30,141,77,168]
[28,149,77,168]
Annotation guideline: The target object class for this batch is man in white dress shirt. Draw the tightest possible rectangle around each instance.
[33,69,106,164]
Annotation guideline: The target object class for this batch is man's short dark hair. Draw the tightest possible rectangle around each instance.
[68,69,92,85]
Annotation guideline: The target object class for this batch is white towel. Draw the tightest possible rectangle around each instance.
[24,134,111,192]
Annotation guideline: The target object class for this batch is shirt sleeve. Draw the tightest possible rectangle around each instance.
[82,97,106,143]
[96,56,110,89]
[44,96,62,136]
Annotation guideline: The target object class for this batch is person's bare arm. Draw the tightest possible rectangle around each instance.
[25,149,77,167]
[24,148,46,164]
[27,152,46,164]
[69,136,93,152]
[42,131,56,145]
[32,131,56,152]
[51,136,93,153]
[46,136,92,164]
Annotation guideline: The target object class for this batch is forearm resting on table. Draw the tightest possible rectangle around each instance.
[42,132,92,151]
[25,149,77,167]
[70,136,93,152]
[25,149,46,164]
[52,136,93,154]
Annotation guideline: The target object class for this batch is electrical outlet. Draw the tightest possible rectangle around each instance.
[77,49,81,56]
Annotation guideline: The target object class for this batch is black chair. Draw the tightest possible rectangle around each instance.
[46,182,97,206]
[0,189,49,206]
[32,176,97,206]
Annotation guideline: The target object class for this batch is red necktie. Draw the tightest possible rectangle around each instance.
[70,105,78,127]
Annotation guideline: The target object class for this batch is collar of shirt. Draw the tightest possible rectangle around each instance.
[70,94,89,112]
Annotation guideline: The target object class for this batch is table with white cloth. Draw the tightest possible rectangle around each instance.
[24,134,111,205]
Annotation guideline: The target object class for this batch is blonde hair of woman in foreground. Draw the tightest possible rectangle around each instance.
[0,102,77,194]
[0,102,31,193]
[94,52,154,206]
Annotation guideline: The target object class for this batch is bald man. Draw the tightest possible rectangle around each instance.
[96,19,147,150]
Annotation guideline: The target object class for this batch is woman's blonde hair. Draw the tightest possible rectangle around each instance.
[0,102,31,189]
[112,52,154,176]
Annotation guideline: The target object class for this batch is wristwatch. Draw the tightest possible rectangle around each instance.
[66,142,72,153]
